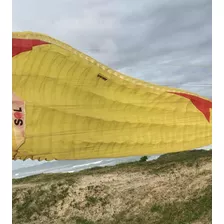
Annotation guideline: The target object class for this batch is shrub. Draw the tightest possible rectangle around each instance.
[139,156,148,162]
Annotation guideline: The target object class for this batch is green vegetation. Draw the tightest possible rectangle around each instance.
[111,185,212,224]
[155,185,212,224]
[12,149,212,224]
[12,172,79,185]
[139,156,148,162]
[71,217,95,224]
[14,183,69,222]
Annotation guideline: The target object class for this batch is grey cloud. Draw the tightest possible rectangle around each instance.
[13,0,211,98]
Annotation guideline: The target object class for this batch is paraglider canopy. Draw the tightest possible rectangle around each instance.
[12,32,212,161]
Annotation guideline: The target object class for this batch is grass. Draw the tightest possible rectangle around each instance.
[12,172,79,185]
[70,217,95,224]
[12,149,212,224]
[110,185,212,224]
[86,196,98,205]
[150,185,212,224]
[14,183,69,222]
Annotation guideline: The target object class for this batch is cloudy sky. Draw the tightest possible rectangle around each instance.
[12,0,211,169]
[13,0,211,97]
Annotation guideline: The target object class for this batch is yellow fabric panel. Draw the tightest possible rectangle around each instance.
[12,31,212,161]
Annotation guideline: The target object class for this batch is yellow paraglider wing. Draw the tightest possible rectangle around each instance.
[12,93,26,156]
[12,31,212,160]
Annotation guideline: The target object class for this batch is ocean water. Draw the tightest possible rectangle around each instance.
[12,155,161,179]
[12,145,211,179]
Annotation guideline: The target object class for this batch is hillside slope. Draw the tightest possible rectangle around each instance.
[12,150,212,224]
